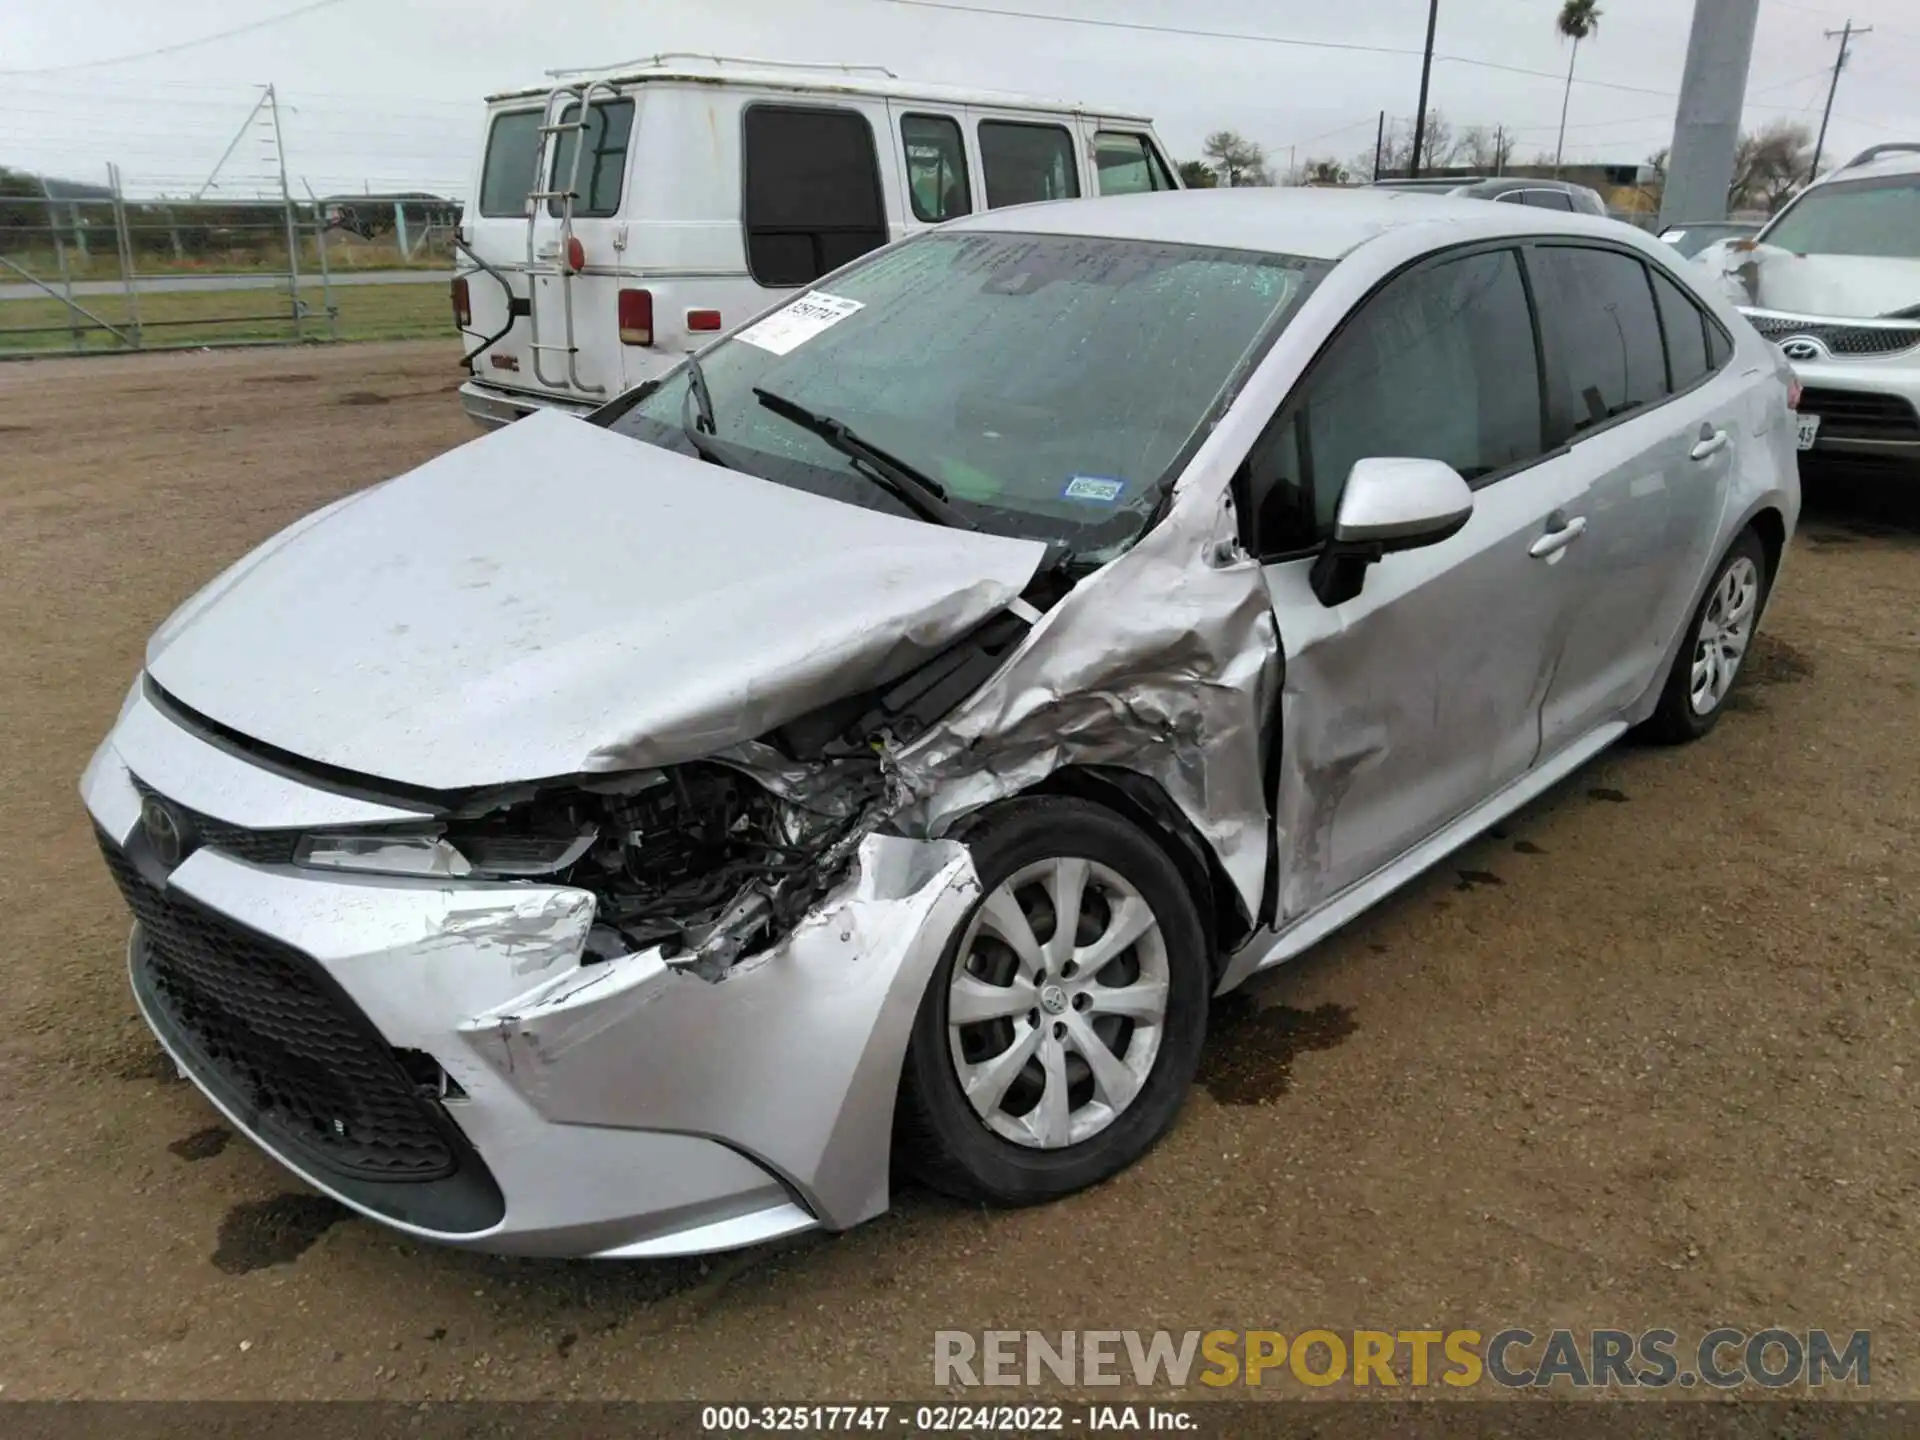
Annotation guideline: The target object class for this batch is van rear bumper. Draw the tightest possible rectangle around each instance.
[458,380,598,430]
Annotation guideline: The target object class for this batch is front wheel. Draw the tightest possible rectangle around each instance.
[1641,528,1769,744]
[894,796,1209,1206]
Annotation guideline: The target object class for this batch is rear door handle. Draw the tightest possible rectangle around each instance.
[1690,428,1730,461]
[1529,514,1588,559]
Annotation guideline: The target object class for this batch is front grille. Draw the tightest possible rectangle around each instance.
[1748,313,1920,358]
[101,834,458,1183]
[129,777,299,866]
[1797,387,1920,439]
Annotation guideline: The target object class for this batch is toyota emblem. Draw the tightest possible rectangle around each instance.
[1781,337,1826,362]
[140,794,187,867]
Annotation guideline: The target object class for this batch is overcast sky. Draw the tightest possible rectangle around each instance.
[5,0,1918,198]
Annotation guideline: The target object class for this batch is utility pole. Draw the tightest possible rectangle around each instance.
[1495,124,1506,176]
[1409,0,1439,178]
[1809,20,1870,182]
[1372,110,1386,181]
[1658,0,1761,230]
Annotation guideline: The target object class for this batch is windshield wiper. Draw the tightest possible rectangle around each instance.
[752,386,974,530]
[678,355,738,470]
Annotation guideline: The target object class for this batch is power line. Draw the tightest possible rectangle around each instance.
[0,0,351,76]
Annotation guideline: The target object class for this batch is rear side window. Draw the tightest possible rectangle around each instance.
[742,106,888,287]
[478,111,542,218]
[902,114,971,223]
[1249,248,1545,555]
[1523,189,1576,211]
[1649,266,1712,391]
[1530,246,1666,431]
[979,121,1081,207]
[1094,132,1175,195]
[548,99,634,218]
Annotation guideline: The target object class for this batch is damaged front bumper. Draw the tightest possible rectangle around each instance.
[83,687,981,1258]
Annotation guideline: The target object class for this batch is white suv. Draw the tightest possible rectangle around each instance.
[1706,144,1920,472]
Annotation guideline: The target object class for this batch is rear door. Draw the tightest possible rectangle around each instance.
[1532,245,1744,751]
[1248,245,1598,921]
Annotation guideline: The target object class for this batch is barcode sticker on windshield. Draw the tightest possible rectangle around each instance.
[736,291,865,356]
[1063,476,1127,503]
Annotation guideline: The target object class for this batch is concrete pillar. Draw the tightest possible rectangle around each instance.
[1659,0,1762,228]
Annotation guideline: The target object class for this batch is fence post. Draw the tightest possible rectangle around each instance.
[107,162,143,349]
[41,177,84,351]
[307,191,337,341]
[267,84,305,341]
[394,199,412,261]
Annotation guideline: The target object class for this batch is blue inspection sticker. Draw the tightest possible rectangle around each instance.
[1062,475,1127,504]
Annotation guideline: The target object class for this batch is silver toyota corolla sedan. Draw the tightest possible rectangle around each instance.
[83,189,1800,1259]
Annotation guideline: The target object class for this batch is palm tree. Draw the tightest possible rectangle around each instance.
[1553,0,1603,176]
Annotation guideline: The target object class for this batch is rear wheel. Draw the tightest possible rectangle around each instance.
[894,797,1209,1205]
[1642,529,1768,744]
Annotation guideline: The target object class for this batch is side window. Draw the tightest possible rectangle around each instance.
[548,99,635,218]
[742,106,888,288]
[1494,190,1529,205]
[478,110,542,218]
[901,114,972,223]
[1649,266,1712,392]
[1249,248,1545,557]
[1706,315,1734,369]
[1094,132,1175,195]
[1529,245,1666,431]
[978,121,1081,208]
[1523,189,1576,212]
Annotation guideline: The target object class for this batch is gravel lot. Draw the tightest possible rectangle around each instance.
[1,341,1916,1402]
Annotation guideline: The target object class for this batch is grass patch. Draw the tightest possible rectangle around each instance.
[0,282,455,354]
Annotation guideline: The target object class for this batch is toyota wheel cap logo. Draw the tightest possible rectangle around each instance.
[141,795,186,867]
[1781,337,1826,361]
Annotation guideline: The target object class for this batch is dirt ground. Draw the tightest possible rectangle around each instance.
[0,340,1916,1403]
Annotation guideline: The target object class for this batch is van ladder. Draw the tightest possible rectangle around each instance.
[522,78,621,396]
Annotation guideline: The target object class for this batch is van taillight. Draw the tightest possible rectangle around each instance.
[451,276,471,329]
[687,309,722,332]
[618,288,653,346]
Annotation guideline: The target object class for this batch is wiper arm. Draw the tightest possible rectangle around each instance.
[679,355,737,470]
[752,385,973,530]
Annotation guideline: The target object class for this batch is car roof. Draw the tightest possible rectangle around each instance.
[487,58,1153,123]
[1819,144,1920,185]
[940,186,1630,261]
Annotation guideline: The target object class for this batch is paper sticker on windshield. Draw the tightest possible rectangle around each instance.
[1063,475,1126,504]
[736,291,865,356]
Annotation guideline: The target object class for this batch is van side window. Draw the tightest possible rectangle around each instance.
[548,99,635,218]
[1649,266,1712,392]
[1529,245,1666,431]
[978,121,1081,207]
[1094,133,1175,195]
[902,114,972,223]
[1248,248,1546,557]
[742,106,889,288]
[478,111,543,218]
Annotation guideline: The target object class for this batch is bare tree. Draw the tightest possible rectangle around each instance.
[1729,120,1814,213]
[1366,112,1462,178]
[1459,125,1516,174]
[1297,156,1352,186]
[1554,0,1603,174]
[1177,159,1219,189]
[1202,130,1271,187]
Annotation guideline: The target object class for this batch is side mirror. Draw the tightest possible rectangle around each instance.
[1310,457,1474,607]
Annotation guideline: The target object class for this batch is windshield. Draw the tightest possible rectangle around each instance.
[1762,175,1920,260]
[603,231,1325,558]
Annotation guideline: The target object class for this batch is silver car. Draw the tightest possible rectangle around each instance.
[83,189,1800,1259]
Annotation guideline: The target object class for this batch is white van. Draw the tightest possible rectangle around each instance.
[451,55,1183,428]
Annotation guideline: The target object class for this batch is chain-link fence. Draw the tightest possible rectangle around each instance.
[0,168,460,357]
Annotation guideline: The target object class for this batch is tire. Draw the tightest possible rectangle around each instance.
[1640,528,1769,744]
[894,795,1209,1206]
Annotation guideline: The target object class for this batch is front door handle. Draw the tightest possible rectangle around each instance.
[1690,428,1730,461]
[1529,514,1588,559]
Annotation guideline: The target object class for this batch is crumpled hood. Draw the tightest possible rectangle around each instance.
[1721,245,1920,318]
[146,409,1046,790]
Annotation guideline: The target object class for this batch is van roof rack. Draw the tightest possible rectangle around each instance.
[545,53,898,80]
[1840,142,1920,170]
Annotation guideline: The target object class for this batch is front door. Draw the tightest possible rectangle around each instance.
[1244,245,1594,922]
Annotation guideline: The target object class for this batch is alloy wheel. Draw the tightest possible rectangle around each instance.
[1690,555,1760,715]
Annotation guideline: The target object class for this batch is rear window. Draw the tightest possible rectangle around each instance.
[979,121,1080,208]
[1523,189,1576,211]
[1763,174,1920,259]
[1650,266,1712,391]
[478,110,542,218]
[902,113,971,223]
[1094,132,1175,196]
[743,105,888,287]
[547,99,634,218]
